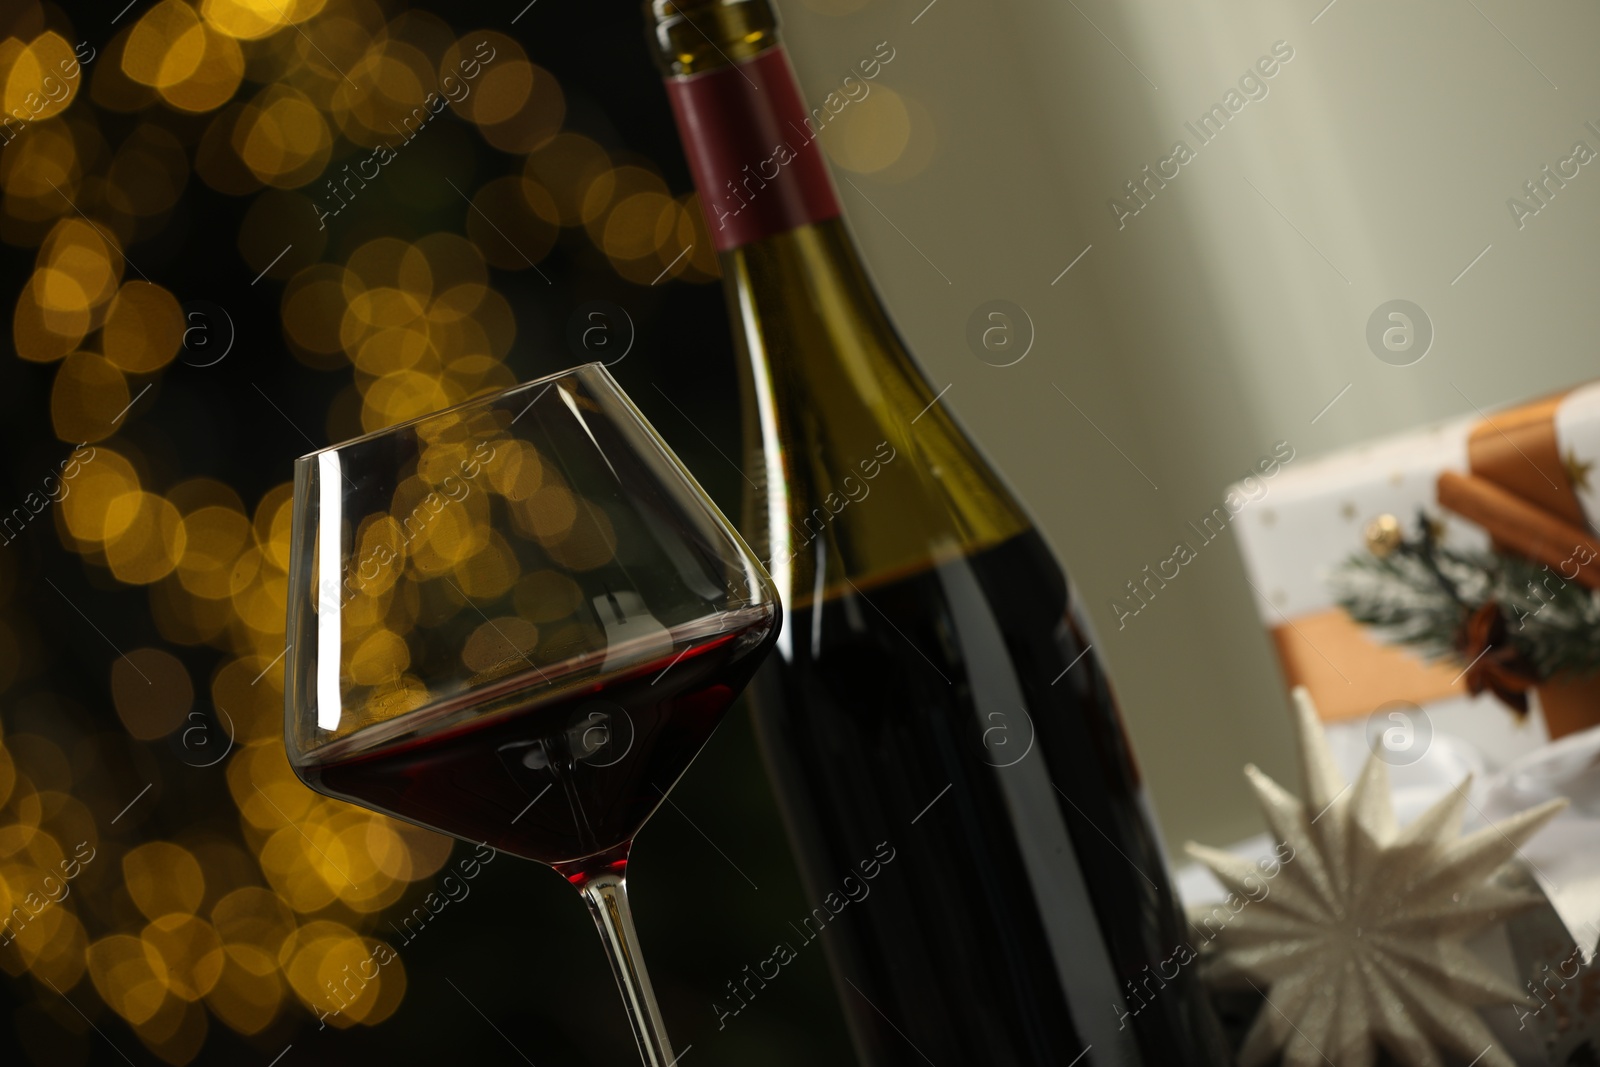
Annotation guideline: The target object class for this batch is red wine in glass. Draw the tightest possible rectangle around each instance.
[301,609,776,884]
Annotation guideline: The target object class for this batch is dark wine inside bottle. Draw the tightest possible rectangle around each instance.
[752,529,1225,1065]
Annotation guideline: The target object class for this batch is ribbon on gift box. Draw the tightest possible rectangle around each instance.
[1267,612,1470,722]
[1261,383,1600,726]
[1435,385,1600,736]
[1437,389,1600,587]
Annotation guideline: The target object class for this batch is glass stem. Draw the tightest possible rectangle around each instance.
[579,872,677,1067]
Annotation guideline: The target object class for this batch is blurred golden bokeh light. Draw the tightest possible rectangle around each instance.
[202,0,329,42]
[111,648,194,740]
[3,33,79,123]
[102,281,184,374]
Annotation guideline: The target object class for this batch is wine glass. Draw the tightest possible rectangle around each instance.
[282,363,781,1066]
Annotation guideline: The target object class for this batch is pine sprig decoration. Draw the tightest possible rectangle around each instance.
[1331,513,1600,686]
[1496,553,1600,678]
[1333,542,1488,657]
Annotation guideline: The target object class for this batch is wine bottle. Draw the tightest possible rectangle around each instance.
[648,2,1229,1063]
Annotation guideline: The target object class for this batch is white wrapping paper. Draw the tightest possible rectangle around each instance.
[1477,725,1600,964]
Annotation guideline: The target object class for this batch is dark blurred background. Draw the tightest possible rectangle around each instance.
[0,0,854,1063]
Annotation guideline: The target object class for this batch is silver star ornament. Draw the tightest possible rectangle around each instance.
[1186,687,1567,1067]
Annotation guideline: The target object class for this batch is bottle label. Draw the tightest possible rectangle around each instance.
[665,47,842,251]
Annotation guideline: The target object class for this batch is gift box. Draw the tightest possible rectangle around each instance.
[1230,380,1600,742]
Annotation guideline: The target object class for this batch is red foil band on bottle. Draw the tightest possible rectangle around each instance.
[666,47,842,252]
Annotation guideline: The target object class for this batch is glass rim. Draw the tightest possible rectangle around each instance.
[293,361,611,464]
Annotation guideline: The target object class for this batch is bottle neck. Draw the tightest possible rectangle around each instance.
[661,41,841,252]
[652,0,1031,604]
[648,0,777,76]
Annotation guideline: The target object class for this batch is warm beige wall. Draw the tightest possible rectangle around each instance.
[774,0,1600,855]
